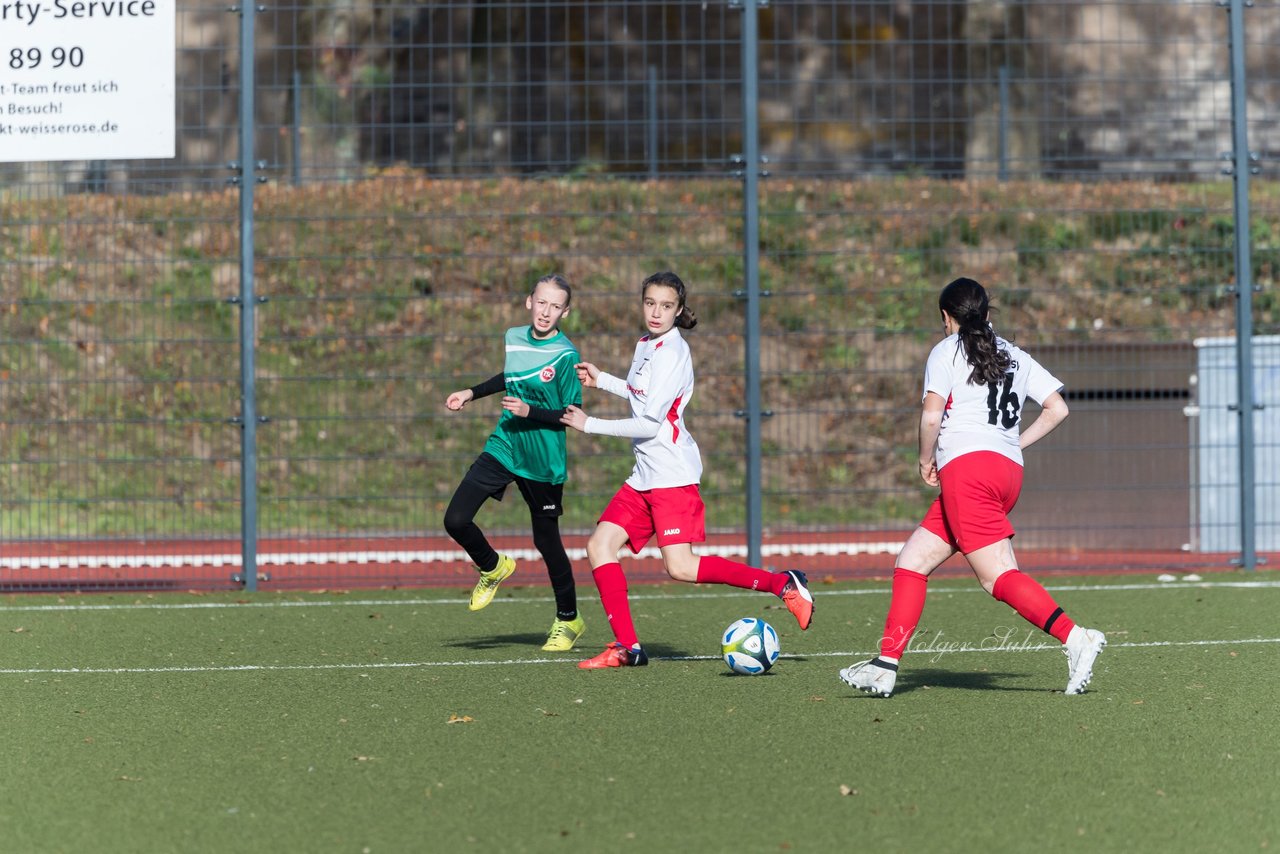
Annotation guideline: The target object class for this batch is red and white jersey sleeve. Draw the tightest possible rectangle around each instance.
[586,329,703,489]
[923,332,1063,470]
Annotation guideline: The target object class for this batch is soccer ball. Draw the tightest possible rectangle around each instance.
[721,617,780,675]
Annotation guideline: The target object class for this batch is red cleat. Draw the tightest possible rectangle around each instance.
[780,570,814,630]
[577,642,649,669]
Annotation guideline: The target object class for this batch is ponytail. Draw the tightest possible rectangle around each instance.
[938,277,1010,385]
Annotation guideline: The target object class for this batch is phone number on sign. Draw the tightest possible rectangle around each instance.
[9,47,86,69]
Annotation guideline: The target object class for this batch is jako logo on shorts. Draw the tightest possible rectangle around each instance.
[662,528,680,536]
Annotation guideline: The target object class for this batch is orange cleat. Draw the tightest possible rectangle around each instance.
[577,642,649,669]
[780,570,814,630]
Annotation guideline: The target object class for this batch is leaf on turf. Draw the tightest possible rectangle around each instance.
[839,785,859,796]
[447,714,474,724]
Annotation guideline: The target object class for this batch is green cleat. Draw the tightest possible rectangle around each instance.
[541,616,586,652]
[468,554,516,611]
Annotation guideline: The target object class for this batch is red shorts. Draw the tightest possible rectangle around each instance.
[920,451,1022,554]
[599,483,707,553]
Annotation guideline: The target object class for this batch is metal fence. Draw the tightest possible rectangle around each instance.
[1,0,1276,591]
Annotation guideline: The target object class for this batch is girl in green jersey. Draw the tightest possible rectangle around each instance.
[443,275,586,651]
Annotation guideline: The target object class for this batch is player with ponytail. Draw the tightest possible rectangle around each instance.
[561,271,813,669]
[840,277,1106,697]
[942,276,1010,384]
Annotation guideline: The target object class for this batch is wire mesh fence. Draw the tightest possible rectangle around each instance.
[1,1,1276,591]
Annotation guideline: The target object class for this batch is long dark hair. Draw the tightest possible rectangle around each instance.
[939,277,1009,384]
[641,271,698,330]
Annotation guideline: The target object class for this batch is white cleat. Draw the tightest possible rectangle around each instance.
[1064,626,1107,694]
[839,657,898,698]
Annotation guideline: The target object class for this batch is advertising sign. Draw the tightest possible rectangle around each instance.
[1,0,175,161]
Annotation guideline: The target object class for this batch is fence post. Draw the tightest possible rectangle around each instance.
[647,66,659,180]
[736,0,766,566]
[292,68,302,186]
[234,3,261,591]
[1225,0,1258,571]
[997,65,1009,181]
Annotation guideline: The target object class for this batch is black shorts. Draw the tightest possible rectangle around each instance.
[463,452,565,518]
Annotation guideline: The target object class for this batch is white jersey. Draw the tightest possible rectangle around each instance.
[924,332,1063,470]
[584,328,704,490]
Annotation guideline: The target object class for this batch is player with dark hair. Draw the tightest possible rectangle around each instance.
[840,276,1106,696]
[561,271,813,669]
[443,274,586,652]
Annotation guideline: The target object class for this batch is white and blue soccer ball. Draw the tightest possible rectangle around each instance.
[721,617,780,675]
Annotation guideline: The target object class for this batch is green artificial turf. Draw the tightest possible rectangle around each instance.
[1,573,1277,853]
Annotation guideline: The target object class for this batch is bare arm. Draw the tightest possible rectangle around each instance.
[918,392,946,487]
[1020,391,1069,450]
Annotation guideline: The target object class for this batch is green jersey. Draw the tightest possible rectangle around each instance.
[482,325,582,484]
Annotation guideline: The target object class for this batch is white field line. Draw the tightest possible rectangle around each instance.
[0,636,1277,677]
[0,577,1275,613]
[0,541,904,571]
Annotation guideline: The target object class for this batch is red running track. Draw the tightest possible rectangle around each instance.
[0,531,1265,592]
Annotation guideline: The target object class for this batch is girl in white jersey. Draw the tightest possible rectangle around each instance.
[840,277,1106,696]
[561,271,814,669]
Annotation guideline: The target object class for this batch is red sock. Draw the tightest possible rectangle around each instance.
[991,569,1076,643]
[696,554,783,595]
[592,562,640,648]
[880,568,929,659]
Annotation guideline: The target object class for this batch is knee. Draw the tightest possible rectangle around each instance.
[586,531,617,566]
[530,517,561,553]
[982,567,1013,597]
[663,554,699,583]
[442,511,466,537]
[533,533,559,557]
